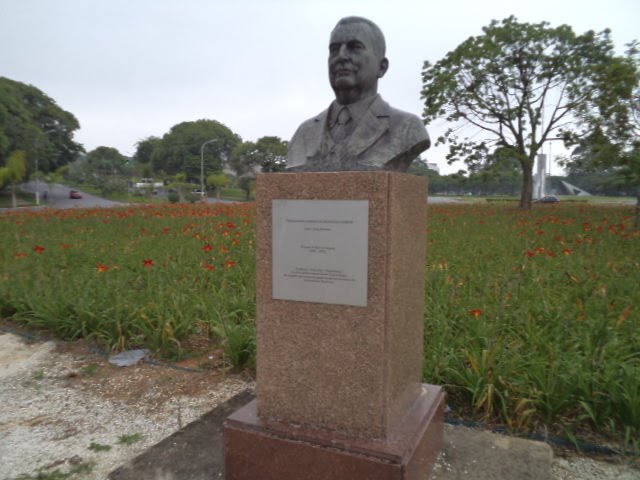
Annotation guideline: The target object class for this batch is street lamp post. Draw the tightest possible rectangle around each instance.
[35,129,58,205]
[200,138,218,199]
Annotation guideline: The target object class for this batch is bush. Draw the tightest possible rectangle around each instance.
[184,193,200,203]
[167,191,180,203]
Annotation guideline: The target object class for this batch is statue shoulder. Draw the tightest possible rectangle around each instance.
[382,106,430,150]
[292,109,328,137]
[286,107,329,168]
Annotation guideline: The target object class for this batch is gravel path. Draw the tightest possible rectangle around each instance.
[0,331,638,480]
[0,332,251,479]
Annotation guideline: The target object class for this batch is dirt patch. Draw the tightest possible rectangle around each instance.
[53,341,238,413]
[0,330,252,480]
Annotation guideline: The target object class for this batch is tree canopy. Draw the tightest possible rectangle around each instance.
[133,136,161,164]
[230,136,288,176]
[148,119,241,181]
[85,146,129,175]
[0,77,83,172]
[421,16,638,208]
[560,42,639,225]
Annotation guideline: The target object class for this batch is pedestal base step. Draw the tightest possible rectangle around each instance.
[224,384,444,480]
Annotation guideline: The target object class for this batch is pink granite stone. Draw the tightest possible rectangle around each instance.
[225,385,444,480]
[255,171,428,438]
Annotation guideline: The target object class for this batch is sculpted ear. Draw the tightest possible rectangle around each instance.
[378,58,389,78]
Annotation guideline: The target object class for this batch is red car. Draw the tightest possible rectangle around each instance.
[69,190,82,199]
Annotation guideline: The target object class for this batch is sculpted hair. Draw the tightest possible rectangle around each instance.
[333,16,386,57]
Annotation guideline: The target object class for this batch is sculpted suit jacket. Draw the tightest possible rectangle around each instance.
[286,95,430,172]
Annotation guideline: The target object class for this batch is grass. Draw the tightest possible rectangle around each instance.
[0,189,36,208]
[11,462,95,480]
[82,364,100,376]
[424,203,639,450]
[117,433,144,446]
[0,203,256,364]
[0,201,638,450]
[88,441,112,452]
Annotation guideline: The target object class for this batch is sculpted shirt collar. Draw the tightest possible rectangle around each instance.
[329,93,380,128]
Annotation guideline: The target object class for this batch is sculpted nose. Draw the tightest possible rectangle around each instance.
[336,44,349,60]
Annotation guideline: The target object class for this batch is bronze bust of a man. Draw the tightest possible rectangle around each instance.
[286,16,430,172]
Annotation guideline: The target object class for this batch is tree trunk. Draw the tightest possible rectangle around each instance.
[10,184,17,208]
[519,165,534,209]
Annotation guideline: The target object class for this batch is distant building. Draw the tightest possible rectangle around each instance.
[134,179,163,189]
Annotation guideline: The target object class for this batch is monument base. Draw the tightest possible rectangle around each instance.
[224,385,444,480]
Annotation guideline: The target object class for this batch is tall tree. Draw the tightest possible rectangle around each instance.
[562,43,640,226]
[254,136,288,173]
[0,151,28,207]
[207,173,229,200]
[86,146,129,175]
[229,141,258,177]
[421,17,638,209]
[230,136,288,176]
[150,120,241,181]
[133,136,161,165]
[0,77,83,173]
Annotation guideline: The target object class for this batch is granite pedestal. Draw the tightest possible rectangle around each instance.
[224,172,444,479]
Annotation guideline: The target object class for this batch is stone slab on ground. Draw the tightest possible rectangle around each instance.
[108,390,254,480]
[431,424,553,480]
[109,393,554,480]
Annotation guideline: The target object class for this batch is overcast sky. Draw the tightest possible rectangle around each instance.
[2,0,638,174]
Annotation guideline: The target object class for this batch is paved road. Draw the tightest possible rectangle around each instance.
[18,182,125,209]
[428,196,461,204]
[8,183,460,213]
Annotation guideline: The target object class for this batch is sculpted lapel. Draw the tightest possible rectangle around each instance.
[303,111,327,159]
[344,96,390,159]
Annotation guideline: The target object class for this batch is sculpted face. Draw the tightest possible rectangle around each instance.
[328,22,388,104]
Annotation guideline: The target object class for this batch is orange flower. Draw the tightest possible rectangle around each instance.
[220,246,229,254]
[525,251,536,258]
[33,245,46,253]
[203,244,213,253]
[469,309,483,318]
[226,260,236,268]
[143,259,155,268]
[59,243,72,249]
[205,263,216,271]
[14,252,28,259]
[562,248,573,255]
[96,263,110,273]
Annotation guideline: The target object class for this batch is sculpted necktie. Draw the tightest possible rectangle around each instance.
[332,106,353,143]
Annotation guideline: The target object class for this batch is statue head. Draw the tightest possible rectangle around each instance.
[328,17,389,105]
